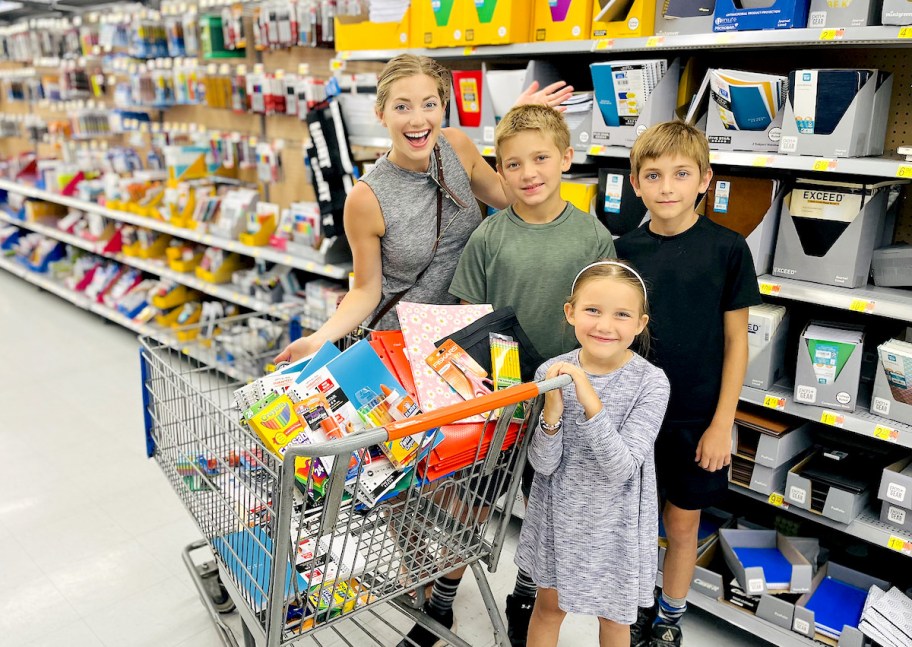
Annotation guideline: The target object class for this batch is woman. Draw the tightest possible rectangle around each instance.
[274,54,571,362]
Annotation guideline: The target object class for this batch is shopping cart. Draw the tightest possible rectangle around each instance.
[139,313,570,647]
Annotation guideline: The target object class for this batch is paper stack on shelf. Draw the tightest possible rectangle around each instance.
[879,339,912,406]
[748,304,787,366]
[803,323,863,386]
[860,586,912,647]
[805,576,869,639]
[590,60,668,127]
[709,69,788,131]
[560,92,593,114]
[731,546,793,590]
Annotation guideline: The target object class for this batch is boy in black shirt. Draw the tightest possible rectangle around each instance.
[615,121,762,647]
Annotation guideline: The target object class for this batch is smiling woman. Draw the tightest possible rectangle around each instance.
[274,54,573,362]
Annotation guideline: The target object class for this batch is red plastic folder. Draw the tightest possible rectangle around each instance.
[369,331,419,404]
[419,421,521,481]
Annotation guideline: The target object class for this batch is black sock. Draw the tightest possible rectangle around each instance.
[428,575,461,617]
[512,569,537,598]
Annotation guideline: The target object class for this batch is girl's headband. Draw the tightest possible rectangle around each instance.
[571,261,648,302]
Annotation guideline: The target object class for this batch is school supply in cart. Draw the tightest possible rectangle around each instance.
[426,340,494,401]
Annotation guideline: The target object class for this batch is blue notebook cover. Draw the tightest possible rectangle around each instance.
[212,526,306,612]
[732,546,793,587]
[293,341,341,384]
[729,84,773,131]
[805,576,867,637]
[591,64,620,127]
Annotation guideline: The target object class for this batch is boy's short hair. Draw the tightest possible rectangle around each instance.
[494,104,570,168]
[629,120,711,178]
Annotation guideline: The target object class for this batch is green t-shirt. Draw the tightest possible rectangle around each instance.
[449,202,616,360]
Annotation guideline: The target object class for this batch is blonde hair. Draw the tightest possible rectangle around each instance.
[375,54,451,114]
[629,120,710,179]
[494,104,570,168]
[568,259,651,356]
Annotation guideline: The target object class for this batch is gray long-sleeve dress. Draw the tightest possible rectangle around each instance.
[515,350,670,624]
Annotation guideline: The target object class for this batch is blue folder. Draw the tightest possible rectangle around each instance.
[805,576,868,638]
[732,546,793,588]
[729,84,773,131]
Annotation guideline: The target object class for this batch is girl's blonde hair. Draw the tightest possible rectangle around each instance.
[568,260,651,356]
[375,54,451,114]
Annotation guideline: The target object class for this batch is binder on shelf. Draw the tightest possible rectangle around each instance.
[792,563,889,646]
[720,528,813,596]
[334,4,412,51]
[703,69,789,153]
[589,58,680,149]
[794,321,864,412]
[771,179,896,288]
[595,167,649,237]
[702,174,785,274]
[778,70,893,158]
[590,0,656,38]
[712,0,810,31]
[655,0,716,35]
[411,0,464,47]
[871,339,912,426]
[744,303,789,391]
[462,0,532,45]
[807,0,881,28]
[531,0,593,41]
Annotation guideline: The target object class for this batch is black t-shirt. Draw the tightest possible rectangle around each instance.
[615,216,762,425]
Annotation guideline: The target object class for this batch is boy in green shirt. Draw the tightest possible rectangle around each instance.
[450,103,615,646]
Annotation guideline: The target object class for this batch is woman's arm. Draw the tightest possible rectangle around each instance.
[274,182,385,363]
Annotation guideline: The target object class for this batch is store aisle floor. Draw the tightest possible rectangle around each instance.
[0,270,772,647]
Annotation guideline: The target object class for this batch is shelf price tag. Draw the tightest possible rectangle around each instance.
[715,33,733,44]
[898,26,912,38]
[812,158,836,171]
[887,535,912,555]
[481,146,495,156]
[645,36,665,47]
[339,51,352,60]
[874,425,899,443]
[763,395,786,411]
[897,165,912,179]
[759,281,781,295]
[768,492,788,508]
[751,155,773,167]
[330,58,345,72]
[588,145,605,156]
[820,410,845,427]
[819,28,845,40]
[463,46,477,55]
[593,39,614,50]
[849,298,875,313]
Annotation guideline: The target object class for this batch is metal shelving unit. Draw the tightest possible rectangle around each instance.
[0,210,300,319]
[756,275,912,322]
[339,25,912,61]
[0,179,352,279]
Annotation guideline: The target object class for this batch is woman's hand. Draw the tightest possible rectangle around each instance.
[556,362,603,420]
[542,362,565,430]
[273,335,322,365]
[515,80,575,111]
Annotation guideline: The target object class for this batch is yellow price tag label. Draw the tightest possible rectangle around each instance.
[897,165,912,179]
[588,145,605,156]
[763,395,786,410]
[819,28,845,40]
[759,282,780,296]
[874,425,898,442]
[887,536,912,555]
[645,36,665,47]
[820,411,845,427]
[812,158,836,171]
[751,155,773,167]
[593,38,614,50]
[709,151,721,163]
[715,33,733,44]
[282,255,293,265]
[481,146,495,156]
[849,298,874,313]
[768,492,787,508]
[463,46,477,55]
[339,51,352,60]
[330,58,345,71]
[898,26,912,38]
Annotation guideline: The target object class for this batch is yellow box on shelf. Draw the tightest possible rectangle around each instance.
[590,0,655,39]
[239,205,278,247]
[334,6,412,50]
[137,234,172,260]
[166,247,204,273]
[155,305,184,327]
[121,240,143,257]
[561,178,598,213]
[195,253,244,284]
[152,284,201,310]
[531,0,593,42]
[411,0,464,47]
[462,0,532,45]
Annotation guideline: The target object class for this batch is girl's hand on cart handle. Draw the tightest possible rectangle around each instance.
[556,362,603,421]
[274,335,321,364]
[516,80,575,112]
[542,362,565,427]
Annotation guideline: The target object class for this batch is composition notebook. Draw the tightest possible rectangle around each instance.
[805,576,868,639]
[732,546,793,589]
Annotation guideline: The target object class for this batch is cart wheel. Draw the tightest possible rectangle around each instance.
[198,561,236,614]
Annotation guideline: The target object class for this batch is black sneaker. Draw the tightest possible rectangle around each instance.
[396,603,455,647]
[649,621,683,647]
[504,593,535,647]
[630,605,657,647]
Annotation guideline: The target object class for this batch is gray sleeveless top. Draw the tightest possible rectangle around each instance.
[361,132,483,329]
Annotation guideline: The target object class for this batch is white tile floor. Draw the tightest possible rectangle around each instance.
[0,269,774,647]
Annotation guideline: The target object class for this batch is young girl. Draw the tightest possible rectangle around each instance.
[274,55,571,361]
[516,261,670,647]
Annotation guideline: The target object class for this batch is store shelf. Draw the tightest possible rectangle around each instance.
[655,572,810,647]
[730,484,912,558]
[756,275,912,323]
[349,136,595,165]
[588,146,912,179]
[740,382,912,449]
[339,26,912,61]
[0,211,302,320]
[0,179,352,280]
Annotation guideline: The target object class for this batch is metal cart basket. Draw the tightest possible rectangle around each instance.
[139,312,568,647]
